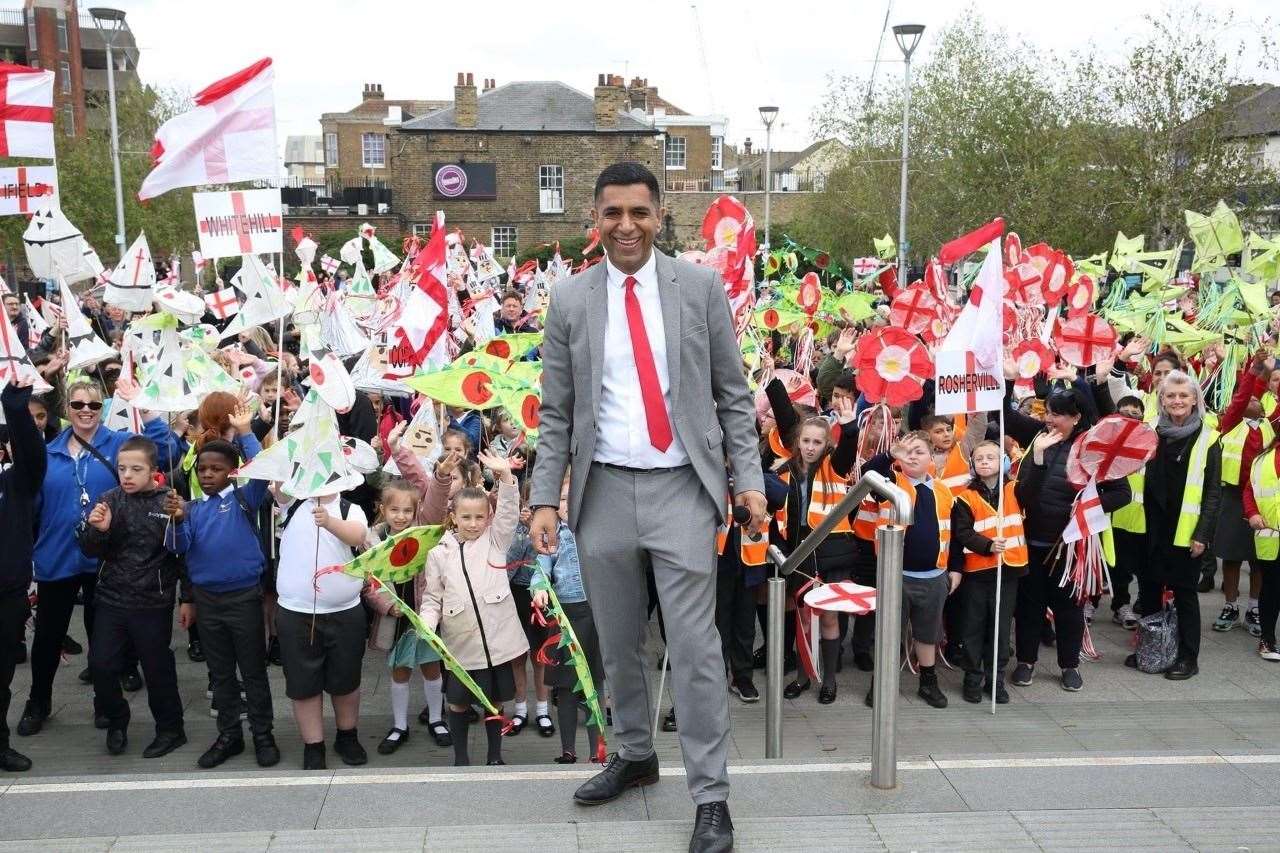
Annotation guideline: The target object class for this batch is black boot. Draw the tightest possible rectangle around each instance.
[990,675,1009,704]
[254,732,281,767]
[818,638,840,703]
[333,727,368,766]
[961,672,983,704]
[448,709,472,766]
[302,741,326,770]
[917,665,947,708]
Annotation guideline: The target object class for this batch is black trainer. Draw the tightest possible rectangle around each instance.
[143,730,187,759]
[187,640,206,663]
[302,741,326,770]
[254,732,281,767]
[0,747,32,772]
[962,672,983,704]
[120,668,143,693]
[573,752,659,805]
[334,730,368,766]
[106,728,128,756]
[15,701,48,737]
[917,670,948,709]
[729,677,759,703]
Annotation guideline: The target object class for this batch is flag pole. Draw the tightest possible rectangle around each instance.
[992,404,1005,715]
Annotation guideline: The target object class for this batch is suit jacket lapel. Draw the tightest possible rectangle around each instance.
[586,260,608,418]
[656,251,682,410]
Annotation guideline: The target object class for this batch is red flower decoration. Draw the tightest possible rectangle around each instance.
[701,195,757,269]
[797,272,822,315]
[814,252,830,270]
[853,327,932,406]
[1065,273,1096,318]
[1012,339,1052,380]
[1003,232,1023,269]
[1026,243,1073,308]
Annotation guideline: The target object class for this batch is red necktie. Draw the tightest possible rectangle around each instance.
[623,275,673,452]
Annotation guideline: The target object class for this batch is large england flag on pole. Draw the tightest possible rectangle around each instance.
[0,64,55,158]
[139,58,277,200]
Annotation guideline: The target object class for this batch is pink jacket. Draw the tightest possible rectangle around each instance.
[392,444,450,525]
[416,477,528,670]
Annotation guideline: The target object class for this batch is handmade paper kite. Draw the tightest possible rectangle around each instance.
[21,295,48,349]
[131,313,201,411]
[797,272,822,316]
[1011,339,1052,382]
[0,297,51,394]
[1185,200,1243,274]
[853,326,931,406]
[1073,251,1107,280]
[153,284,206,325]
[834,291,877,324]
[497,384,542,439]
[1065,414,1158,488]
[305,351,356,413]
[1065,274,1096,318]
[183,344,242,398]
[343,262,377,319]
[1243,232,1280,282]
[1025,243,1073,308]
[320,291,372,358]
[349,525,446,585]
[1109,232,1146,272]
[753,304,807,332]
[361,225,400,275]
[382,399,443,476]
[350,344,414,397]
[57,279,115,371]
[529,575,608,763]
[873,234,896,261]
[340,435,380,475]
[219,255,292,340]
[889,284,940,336]
[22,201,103,283]
[803,581,876,614]
[103,341,143,434]
[103,232,158,312]
[469,241,505,282]
[1054,314,1116,368]
[406,365,499,409]
[481,332,542,361]
[179,323,221,353]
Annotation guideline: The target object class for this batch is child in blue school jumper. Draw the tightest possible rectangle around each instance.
[165,401,280,770]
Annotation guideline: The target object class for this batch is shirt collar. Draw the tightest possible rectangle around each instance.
[217,484,235,499]
[907,473,933,487]
[605,251,657,289]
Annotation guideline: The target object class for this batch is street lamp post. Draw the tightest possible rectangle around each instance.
[758,105,778,276]
[892,23,924,287]
[89,7,128,260]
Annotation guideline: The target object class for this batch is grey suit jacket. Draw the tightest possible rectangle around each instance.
[529,250,765,527]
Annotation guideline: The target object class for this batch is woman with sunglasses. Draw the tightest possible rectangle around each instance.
[1000,370,1131,692]
[16,380,175,739]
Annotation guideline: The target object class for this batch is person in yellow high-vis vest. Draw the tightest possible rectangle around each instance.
[1131,370,1222,681]
[1244,441,1280,660]
[950,441,1028,705]
[1211,355,1280,635]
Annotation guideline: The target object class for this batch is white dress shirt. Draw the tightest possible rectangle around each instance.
[593,252,691,468]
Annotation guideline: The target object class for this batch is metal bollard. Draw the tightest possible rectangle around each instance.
[765,572,786,759]
[871,523,905,789]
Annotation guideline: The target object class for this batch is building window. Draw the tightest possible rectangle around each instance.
[538,165,564,213]
[361,132,385,168]
[63,103,74,136]
[412,222,432,237]
[56,16,68,52]
[60,61,70,94]
[324,132,338,167]
[711,136,723,170]
[491,226,517,259]
[665,136,686,170]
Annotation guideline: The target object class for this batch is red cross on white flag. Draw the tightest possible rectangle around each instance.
[1062,477,1109,544]
[139,58,276,200]
[204,287,240,319]
[320,254,340,275]
[0,64,54,159]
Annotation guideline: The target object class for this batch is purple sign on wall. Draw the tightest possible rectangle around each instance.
[432,162,496,200]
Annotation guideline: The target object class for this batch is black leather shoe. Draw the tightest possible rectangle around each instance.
[334,731,368,766]
[1165,658,1199,680]
[0,747,32,772]
[106,728,128,756]
[198,732,245,768]
[187,640,206,663]
[254,732,281,767]
[377,728,409,755]
[62,635,83,655]
[16,701,48,737]
[302,742,326,770]
[120,669,143,693]
[143,730,186,758]
[962,673,983,704]
[94,714,109,730]
[573,752,659,805]
[817,683,837,704]
[689,801,733,853]
[783,678,810,699]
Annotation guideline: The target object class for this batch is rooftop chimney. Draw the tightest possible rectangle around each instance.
[743,137,753,155]
[627,75,648,112]
[594,72,627,129]
[362,83,384,101]
[455,72,477,128]
[482,77,496,92]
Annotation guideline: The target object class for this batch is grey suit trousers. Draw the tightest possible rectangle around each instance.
[575,462,729,805]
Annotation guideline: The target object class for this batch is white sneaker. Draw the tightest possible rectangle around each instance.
[1259,641,1280,662]
[1113,605,1138,630]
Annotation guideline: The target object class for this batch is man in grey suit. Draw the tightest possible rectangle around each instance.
[530,162,765,853]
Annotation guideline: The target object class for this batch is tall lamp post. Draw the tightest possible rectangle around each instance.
[892,23,924,286]
[758,105,778,272]
[89,7,128,260]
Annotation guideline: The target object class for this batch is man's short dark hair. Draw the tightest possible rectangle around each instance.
[501,290,523,304]
[594,162,661,206]
[119,436,158,468]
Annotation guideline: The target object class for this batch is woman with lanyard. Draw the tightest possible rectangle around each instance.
[1001,374,1131,693]
[16,380,174,738]
[1129,370,1221,680]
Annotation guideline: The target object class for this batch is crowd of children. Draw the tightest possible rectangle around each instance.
[2,279,1278,778]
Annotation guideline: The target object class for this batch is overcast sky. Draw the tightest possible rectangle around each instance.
[114,0,1277,155]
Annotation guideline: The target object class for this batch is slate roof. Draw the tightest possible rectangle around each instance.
[1221,84,1280,138]
[399,81,657,133]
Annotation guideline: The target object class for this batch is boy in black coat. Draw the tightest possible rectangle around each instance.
[79,436,191,759]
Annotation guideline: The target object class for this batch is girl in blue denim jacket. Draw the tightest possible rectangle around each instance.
[531,483,604,763]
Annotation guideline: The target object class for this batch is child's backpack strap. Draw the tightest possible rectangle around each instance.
[283,497,352,527]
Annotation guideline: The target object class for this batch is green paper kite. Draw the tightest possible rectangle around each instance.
[477,332,543,361]
[346,525,445,584]
[1185,200,1243,274]
[1244,232,1280,283]
[1110,232,1146,272]
[873,234,897,261]
[529,574,608,761]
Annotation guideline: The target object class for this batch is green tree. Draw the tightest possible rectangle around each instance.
[0,83,196,278]
[797,4,1278,267]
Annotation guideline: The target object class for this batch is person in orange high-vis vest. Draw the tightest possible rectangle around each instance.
[769,397,861,706]
[950,441,1028,705]
[922,413,989,493]
[715,469,788,703]
[863,430,957,710]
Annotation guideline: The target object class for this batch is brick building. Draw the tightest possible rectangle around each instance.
[0,0,140,137]
[390,73,663,258]
[320,83,449,191]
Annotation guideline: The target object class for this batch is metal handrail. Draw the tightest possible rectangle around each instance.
[763,469,913,790]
